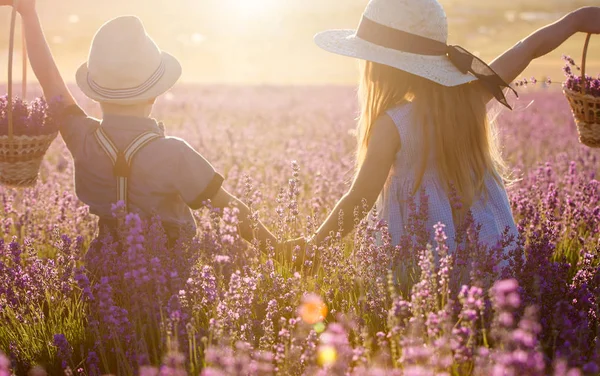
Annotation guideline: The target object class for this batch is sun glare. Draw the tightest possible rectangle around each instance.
[224,0,278,17]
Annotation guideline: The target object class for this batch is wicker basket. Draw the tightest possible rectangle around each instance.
[0,133,57,186]
[563,33,600,148]
[0,1,58,187]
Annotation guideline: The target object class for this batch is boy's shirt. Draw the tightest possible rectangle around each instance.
[61,105,223,234]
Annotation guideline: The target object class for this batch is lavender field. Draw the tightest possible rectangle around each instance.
[0,86,599,375]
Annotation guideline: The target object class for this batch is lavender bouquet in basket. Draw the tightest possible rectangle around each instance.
[563,55,600,97]
[0,95,62,136]
[562,49,600,148]
[0,95,63,187]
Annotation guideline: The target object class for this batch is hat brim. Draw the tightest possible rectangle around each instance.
[315,29,477,87]
[75,51,182,105]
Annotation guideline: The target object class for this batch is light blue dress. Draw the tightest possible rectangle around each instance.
[376,103,518,250]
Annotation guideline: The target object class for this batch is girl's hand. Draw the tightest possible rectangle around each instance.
[0,0,36,16]
[574,7,600,34]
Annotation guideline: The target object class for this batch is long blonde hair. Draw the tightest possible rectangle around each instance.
[357,61,506,212]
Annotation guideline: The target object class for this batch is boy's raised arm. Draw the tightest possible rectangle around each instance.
[2,0,76,107]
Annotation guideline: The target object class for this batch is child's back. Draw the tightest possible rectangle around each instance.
[11,8,277,278]
[298,0,600,265]
[380,103,518,247]
[62,111,219,239]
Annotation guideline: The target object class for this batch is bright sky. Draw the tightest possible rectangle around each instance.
[0,0,596,85]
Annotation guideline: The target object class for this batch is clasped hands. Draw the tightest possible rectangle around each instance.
[277,236,320,275]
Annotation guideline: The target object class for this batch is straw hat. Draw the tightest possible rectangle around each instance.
[314,0,477,87]
[76,16,182,105]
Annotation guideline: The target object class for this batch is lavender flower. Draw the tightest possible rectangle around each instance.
[0,87,595,375]
[0,95,63,136]
[52,334,72,369]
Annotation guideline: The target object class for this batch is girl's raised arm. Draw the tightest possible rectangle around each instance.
[486,7,600,104]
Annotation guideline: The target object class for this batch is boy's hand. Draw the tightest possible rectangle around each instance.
[0,0,36,16]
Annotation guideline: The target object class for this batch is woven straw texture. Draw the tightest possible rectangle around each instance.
[562,33,600,148]
[0,132,58,186]
[1,2,59,187]
[313,0,476,87]
[564,88,600,148]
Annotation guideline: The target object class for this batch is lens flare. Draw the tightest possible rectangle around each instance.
[313,322,326,333]
[298,293,328,325]
[317,345,337,367]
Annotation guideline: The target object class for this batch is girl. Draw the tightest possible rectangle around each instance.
[289,0,600,266]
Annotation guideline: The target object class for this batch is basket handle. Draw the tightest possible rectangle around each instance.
[6,1,27,146]
[580,33,592,95]
[22,22,27,99]
[7,0,20,149]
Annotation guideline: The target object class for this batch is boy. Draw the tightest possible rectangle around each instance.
[7,1,277,269]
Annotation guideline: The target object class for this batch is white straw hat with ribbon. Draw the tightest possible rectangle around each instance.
[76,16,182,105]
[315,0,476,87]
[315,0,518,110]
